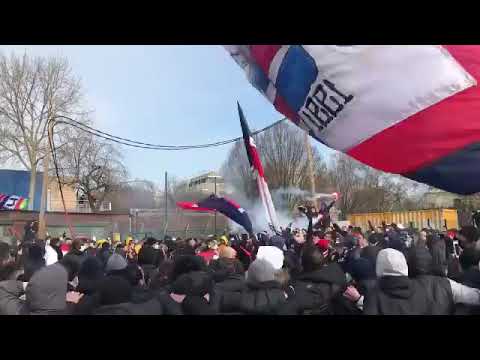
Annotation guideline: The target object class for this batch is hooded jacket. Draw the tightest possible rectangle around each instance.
[218,259,291,315]
[364,249,480,315]
[0,263,69,315]
[291,262,348,315]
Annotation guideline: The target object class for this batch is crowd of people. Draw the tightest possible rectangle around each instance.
[1,205,480,315]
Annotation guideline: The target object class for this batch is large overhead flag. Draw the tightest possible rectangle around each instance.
[224,45,480,195]
[238,102,279,230]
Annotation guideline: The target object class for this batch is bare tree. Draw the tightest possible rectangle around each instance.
[56,130,127,212]
[328,152,424,218]
[0,52,84,209]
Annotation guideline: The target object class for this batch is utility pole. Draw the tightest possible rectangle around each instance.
[38,121,54,240]
[164,171,168,237]
[214,176,217,236]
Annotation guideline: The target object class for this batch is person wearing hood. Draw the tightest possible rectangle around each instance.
[360,248,480,315]
[289,245,349,315]
[92,276,163,315]
[0,262,82,315]
[218,258,293,315]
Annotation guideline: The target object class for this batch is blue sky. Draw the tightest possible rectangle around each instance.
[1,45,332,186]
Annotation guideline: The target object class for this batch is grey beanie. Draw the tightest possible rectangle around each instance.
[105,253,128,273]
[246,258,276,283]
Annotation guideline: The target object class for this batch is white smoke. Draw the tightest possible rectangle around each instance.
[224,183,319,234]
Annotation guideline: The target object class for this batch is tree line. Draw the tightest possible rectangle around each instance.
[0,52,127,211]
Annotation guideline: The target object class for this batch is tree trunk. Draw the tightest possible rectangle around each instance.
[28,166,37,210]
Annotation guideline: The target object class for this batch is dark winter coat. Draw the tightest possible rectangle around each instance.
[0,263,69,315]
[364,275,454,315]
[63,248,85,273]
[219,280,291,315]
[290,263,348,315]
[93,298,163,315]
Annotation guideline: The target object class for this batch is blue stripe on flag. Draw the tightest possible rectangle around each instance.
[405,142,480,195]
[275,46,318,112]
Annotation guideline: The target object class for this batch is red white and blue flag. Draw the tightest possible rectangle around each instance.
[238,103,279,230]
[177,194,253,234]
[224,45,480,195]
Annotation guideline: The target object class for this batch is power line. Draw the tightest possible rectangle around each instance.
[53,115,286,150]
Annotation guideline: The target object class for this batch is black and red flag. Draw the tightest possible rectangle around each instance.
[238,102,279,230]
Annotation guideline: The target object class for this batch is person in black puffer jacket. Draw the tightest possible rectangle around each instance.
[92,276,163,315]
[168,271,217,315]
[290,245,349,315]
[219,258,292,315]
[208,257,246,314]
[73,257,105,315]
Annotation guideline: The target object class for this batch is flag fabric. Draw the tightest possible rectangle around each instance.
[238,103,280,229]
[0,193,29,210]
[198,195,253,234]
[225,45,480,195]
[176,195,253,234]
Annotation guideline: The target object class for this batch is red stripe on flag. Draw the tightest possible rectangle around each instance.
[348,45,480,174]
[250,45,282,75]
[176,202,214,212]
[223,196,241,209]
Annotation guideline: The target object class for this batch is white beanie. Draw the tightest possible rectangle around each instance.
[376,248,408,278]
[256,246,284,270]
